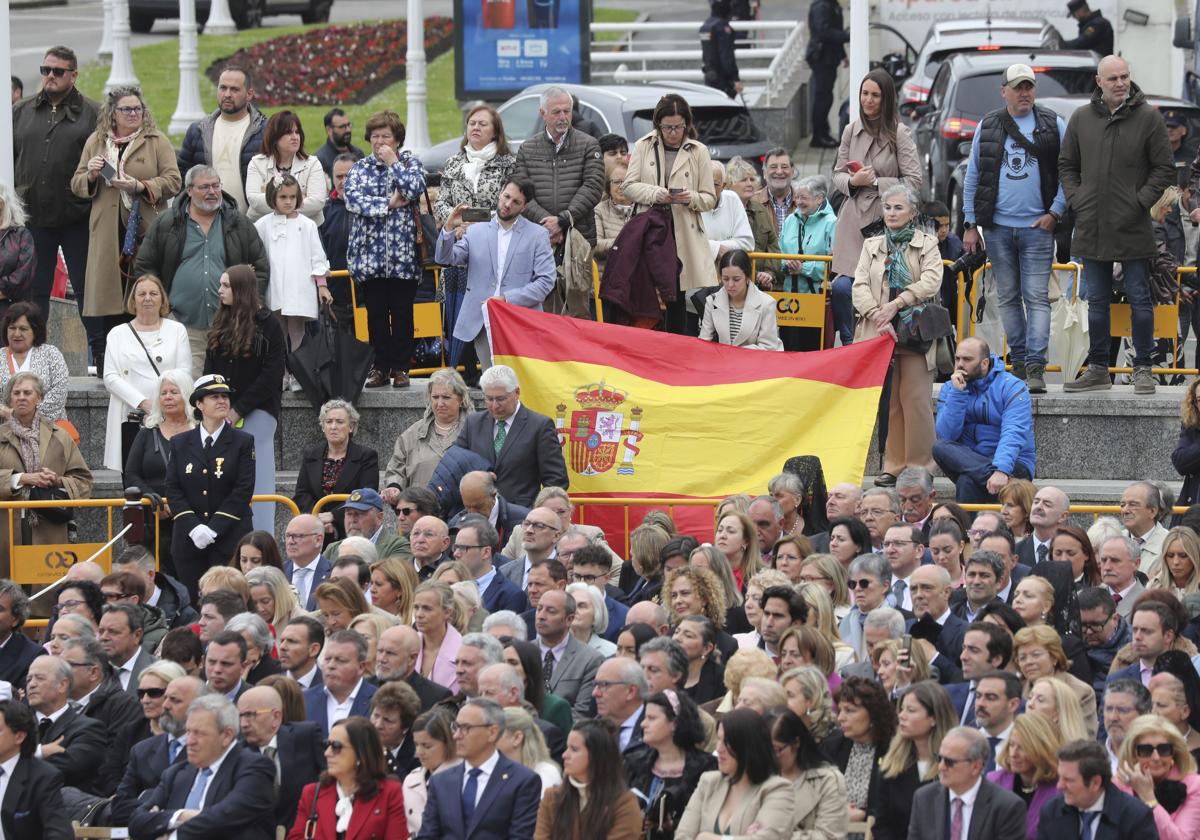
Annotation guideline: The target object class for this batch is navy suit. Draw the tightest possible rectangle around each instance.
[284,556,333,611]
[478,569,528,614]
[303,680,378,733]
[111,732,187,826]
[39,705,106,792]
[1107,662,1143,686]
[271,721,325,829]
[602,594,629,642]
[0,633,40,689]
[1,754,72,840]
[129,745,276,840]
[453,407,568,509]
[946,681,977,726]
[1035,784,1158,840]
[415,751,542,840]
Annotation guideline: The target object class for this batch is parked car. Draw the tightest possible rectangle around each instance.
[417,82,773,187]
[945,93,1200,233]
[912,50,1099,209]
[899,18,1063,116]
[129,0,332,31]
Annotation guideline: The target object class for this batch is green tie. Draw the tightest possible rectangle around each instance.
[494,419,507,456]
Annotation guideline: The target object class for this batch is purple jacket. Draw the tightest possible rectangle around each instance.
[988,769,1056,840]
[599,205,681,324]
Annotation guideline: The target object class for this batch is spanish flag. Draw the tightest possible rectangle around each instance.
[488,300,894,510]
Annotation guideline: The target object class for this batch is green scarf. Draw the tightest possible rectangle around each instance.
[884,223,915,291]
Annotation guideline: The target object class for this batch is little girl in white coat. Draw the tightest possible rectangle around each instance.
[254,174,332,385]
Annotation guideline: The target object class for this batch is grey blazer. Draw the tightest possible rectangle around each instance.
[906,777,1027,840]
[675,771,795,840]
[123,648,158,696]
[545,634,605,721]
[1112,581,1146,620]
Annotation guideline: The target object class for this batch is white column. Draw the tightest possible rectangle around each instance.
[204,0,237,36]
[0,0,11,187]
[169,0,206,136]
[403,0,431,154]
[99,0,115,60]
[105,0,140,92]
[847,0,869,121]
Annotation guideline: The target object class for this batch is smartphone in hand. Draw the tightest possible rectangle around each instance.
[462,208,491,223]
[100,160,118,181]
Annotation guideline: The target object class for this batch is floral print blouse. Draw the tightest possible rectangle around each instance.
[344,150,427,281]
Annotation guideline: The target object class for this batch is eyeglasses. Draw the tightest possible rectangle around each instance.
[137,687,167,699]
[64,660,90,670]
[572,572,603,584]
[452,544,486,555]
[39,65,72,77]
[115,106,144,115]
[192,183,223,193]
[1134,742,1174,758]
[967,528,992,539]
[846,578,876,590]
[935,752,970,767]
[659,123,687,133]
[58,599,85,611]
[592,680,629,691]
[1081,619,1112,632]
[102,591,132,602]
[861,508,890,517]
[523,520,557,532]
[323,739,346,753]
[238,708,272,720]
[450,722,492,735]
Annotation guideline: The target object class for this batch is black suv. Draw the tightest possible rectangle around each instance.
[129,0,332,31]
[911,50,1098,207]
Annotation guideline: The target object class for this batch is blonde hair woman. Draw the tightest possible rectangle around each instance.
[500,705,561,799]
[1149,526,1200,597]
[713,647,777,714]
[987,710,1063,839]
[451,579,484,634]
[875,681,958,838]
[714,511,762,594]
[370,556,418,623]
[781,665,837,743]
[1115,714,1200,839]
[1026,677,1089,743]
[871,638,930,699]
[795,581,856,670]
[245,565,301,629]
[734,676,787,714]
[198,565,250,603]
[1014,624,1098,738]
[687,543,744,611]
[798,553,851,620]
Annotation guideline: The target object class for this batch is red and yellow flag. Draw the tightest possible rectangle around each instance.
[488,300,894,514]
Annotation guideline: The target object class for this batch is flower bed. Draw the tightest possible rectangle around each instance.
[206,17,455,106]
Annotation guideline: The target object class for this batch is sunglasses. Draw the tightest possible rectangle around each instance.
[396,507,416,517]
[323,739,346,754]
[136,687,166,699]
[935,752,970,767]
[1134,743,1173,758]
[846,578,875,590]
[39,66,72,77]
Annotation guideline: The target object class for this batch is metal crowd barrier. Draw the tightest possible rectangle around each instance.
[959,502,1192,520]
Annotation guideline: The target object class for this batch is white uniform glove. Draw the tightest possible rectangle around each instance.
[189,524,218,549]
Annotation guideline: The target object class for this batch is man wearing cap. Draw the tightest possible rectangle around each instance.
[1060,54,1175,395]
[322,488,410,563]
[164,374,256,600]
[1064,0,1114,56]
[962,63,1067,395]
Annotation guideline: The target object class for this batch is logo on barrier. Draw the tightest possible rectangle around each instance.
[11,543,111,585]
[776,297,803,315]
[555,381,645,477]
[44,550,77,570]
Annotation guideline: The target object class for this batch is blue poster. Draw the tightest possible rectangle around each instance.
[455,0,592,100]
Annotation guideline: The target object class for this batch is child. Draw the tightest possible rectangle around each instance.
[255,173,332,388]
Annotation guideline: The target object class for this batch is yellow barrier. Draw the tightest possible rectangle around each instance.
[958,502,1192,519]
[313,493,351,515]
[330,268,448,376]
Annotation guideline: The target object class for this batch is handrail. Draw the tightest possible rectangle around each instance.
[958,502,1191,517]
[589,20,799,31]
[312,494,351,515]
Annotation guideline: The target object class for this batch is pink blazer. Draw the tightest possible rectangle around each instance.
[1115,771,1200,840]
[415,623,461,694]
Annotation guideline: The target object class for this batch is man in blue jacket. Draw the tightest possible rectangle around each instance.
[933,337,1035,503]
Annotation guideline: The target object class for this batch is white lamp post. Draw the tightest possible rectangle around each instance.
[403,0,431,154]
[0,0,12,186]
[104,0,140,92]
[170,0,206,135]
[848,0,868,121]
[204,0,237,36]
[99,0,115,60]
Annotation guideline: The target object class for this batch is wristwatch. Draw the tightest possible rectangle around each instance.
[962,222,976,230]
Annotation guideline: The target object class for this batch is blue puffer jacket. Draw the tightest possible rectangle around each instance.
[935,354,1036,476]
[778,199,837,292]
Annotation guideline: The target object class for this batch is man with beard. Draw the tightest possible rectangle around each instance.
[932,337,1035,503]
[435,178,556,370]
[315,108,364,176]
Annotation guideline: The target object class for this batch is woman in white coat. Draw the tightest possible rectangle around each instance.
[699,249,784,351]
[102,274,190,469]
[244,110,328,226]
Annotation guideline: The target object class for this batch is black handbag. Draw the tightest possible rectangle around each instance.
[28,486,72,524]
[894,302,954,354]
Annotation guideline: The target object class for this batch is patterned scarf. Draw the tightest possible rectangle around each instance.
[884,223,915,291]
[8,413,41,527]
[105,129,142,211]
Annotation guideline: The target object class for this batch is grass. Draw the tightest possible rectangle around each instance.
[77,9,640,146]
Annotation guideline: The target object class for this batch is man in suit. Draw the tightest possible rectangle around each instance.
[1120,480,1169,574]
[747,496,783,565]
[204,631,251,702]
[129,694,275,840]
[410,515,453,582]
[416,698,542,840]
[1036,739,1157,840]
[25,655,106,792]
[907,565,968,677]
[322,488,410,565]
[196,590,244,645]
[977,530,1031,605]
[1016,485,1070,568]
[98,603,157,694]
[860,489,901,552]
[112,545,199,630]
[238,685,323,831]
[278,615,325,690]
[110,675,203,826]
[1080,587,1131,697]
[0,582,40,690]
[838,607,907,681]
[376,624,452,711]
[369,679,422,777]
[446,633,505,712]
[304,630,378,733]
[452,364,569,509]
[973,671,1022,774]
[593,657,647,754]
[536,589,604,720]
[883,524,925,613]
[951,551,1006,623]
[1108,600,1179,687]
[499,504,561,592]
[454,515,527,614]
[435,178,557,371]
[452,471,529,556]
[477,663,565,763]
[60,637,141,794]
[810,482,863,552]
[0,698,72,840]
[897,467,939,537]
[908,726,1026,840]
[947,622,1014,726]
[1098,535,1146,620]
[283,513,333,612]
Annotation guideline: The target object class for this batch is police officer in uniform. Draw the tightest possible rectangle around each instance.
[700,0,743,100]
[164,374,255,601]
[1064,0,1114,56]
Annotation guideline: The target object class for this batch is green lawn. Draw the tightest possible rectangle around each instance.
[77,9,640,147]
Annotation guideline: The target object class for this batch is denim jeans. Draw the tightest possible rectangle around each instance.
[1082,258,1154,368]
[932,439,1032,503]
[831,274,855,345]
[983,224,1053,367]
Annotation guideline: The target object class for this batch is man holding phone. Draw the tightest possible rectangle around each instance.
[434,178,556,370]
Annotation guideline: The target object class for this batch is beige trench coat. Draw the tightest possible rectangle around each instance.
[622,131,718,291]
[70,129,181,317]
[830,121,922,278]
[851,227,943,371]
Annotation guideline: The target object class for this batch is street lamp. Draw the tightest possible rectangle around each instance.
[105,0,140,92]
[205,0,237,36]
[0,0,12,186]
[99,0,115,60]
[170,0,206,136]
[404,0,431,153]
